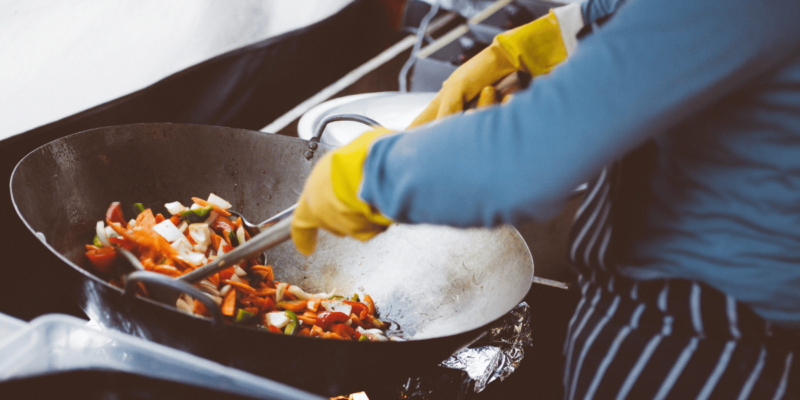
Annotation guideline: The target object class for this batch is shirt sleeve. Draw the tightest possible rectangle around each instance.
[359,0,800,228]
[581,0,626,25]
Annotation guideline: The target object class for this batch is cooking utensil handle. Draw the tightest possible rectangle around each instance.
[464,70,532,110]
[124,271,225,327]
[304,114,384,160]
[178,217,293,284]
[256,203,297,232]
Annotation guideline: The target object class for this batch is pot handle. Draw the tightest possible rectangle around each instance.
[124,271,225,327]
[305,114,384,160]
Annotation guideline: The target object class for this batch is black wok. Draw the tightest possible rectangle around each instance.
[10,123,533,395]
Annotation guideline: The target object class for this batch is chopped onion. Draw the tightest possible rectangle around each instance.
[234,265,248,277]
[128,219,137,228]
[176,298,193,315]
[207,193,232,210]
[203,293,222,306]
[193,243,208,253]
[230,274,246,284]
[275,282,289,303]
[190,203,202,210]
[104,226,120,239]
[321,300,352,316]
[171,237,193,254]
[176,221,188,233]
[95,221,110,246]
[312,289,337,299]
[177,251,205,266]
[188,223,211,246]
[287,285,312,300]
[153,220,183,242]
[219,284,232,297]
[217,241,226,255]
[164,201,186,215]
[307,300,318,311]
[236,225,246,245]
[266,312,289,328]
[198,280,220,297]
[204,211,219,225]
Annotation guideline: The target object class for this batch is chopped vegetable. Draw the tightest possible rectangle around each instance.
[236,308,255,323]
[132,203,145,216]
[87,194,397,341]
[105,202,126,225]
[221,288,236,316]
[284,310,299,335]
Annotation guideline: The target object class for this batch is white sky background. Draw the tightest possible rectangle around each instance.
[0,0,352,140]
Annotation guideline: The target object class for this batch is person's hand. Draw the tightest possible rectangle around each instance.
[291,129,394,255]
[408,4,584,129]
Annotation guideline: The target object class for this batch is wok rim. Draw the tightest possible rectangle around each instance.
[10,122,535,346]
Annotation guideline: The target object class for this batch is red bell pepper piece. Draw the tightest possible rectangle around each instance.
[343,300,368,317]
[315,311,350,330]
[85,245,117,274]
[330,323,355,340]
[105,202,126,226]
[268,325,282,334]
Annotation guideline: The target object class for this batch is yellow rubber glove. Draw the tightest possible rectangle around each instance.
[291,129,394,255]
[408,4,584,128]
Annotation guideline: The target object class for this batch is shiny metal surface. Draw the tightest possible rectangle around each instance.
[297,92,436,146]
[11,123,534,394]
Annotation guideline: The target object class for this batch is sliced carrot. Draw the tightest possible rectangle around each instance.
[193,299,210,316]
[169,215,181,226]
[222,280,259,296]
[260,296,276,313]
[311,325,324,337]
[155,213,165,223]
[283,291,298,301]
[298,327,311,337]
[153,265,182,277]
[250,265,274,282]
[191,197,231,216]
[277,300,308,313]
[221,288,236,317]
[219,266,236,281]
[135,209,156,230]
[207,273,220,287]
[322,332,345,340]
[297,315,316,325]
[223,232,232,247]
[234,217,243,231]
[211,234,222,252]
[364,294,375,315]
[268,325,282,334]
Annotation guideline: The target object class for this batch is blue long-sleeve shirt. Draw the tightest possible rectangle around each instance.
[359,0,800,327]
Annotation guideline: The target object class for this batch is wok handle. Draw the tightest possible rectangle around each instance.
[177,217,293,284]
[304,114,385,160]
[124,271,225,327]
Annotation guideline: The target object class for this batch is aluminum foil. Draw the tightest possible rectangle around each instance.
[440,302,532,392]
[395,302,532,398]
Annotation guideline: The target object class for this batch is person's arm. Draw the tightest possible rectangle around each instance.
[360,0,800,228]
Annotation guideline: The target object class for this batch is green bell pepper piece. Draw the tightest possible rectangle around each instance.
[132,203,145,216]
[284,310,299,335]
[228,231,239,247]
[92,235,104,247]
[235,308,255,323]
[358,334,370,342]
[180,206,212,223]
[351,293,359,302]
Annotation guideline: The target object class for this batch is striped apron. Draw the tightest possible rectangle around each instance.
[564,160,799,400]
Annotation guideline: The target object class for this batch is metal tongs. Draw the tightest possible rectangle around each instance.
[120,114,385,285]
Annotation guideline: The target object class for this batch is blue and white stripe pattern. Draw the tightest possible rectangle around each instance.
[564,165,798,399]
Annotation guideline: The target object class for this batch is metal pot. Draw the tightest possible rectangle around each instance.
[11,123,533,395]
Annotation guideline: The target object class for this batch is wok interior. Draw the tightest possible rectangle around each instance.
[11,123,533,340]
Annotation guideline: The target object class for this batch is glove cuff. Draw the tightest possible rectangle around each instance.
[330,129,394,226]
